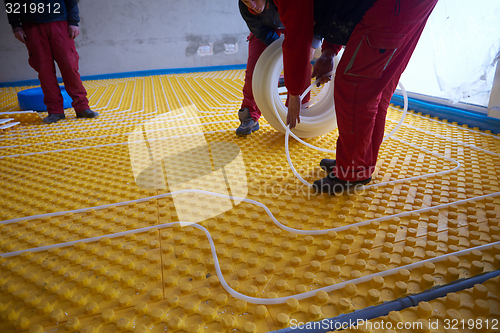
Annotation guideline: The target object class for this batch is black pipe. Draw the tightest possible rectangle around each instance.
[268,269,500,333]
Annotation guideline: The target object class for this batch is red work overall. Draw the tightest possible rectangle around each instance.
[23,20,89,115]
[333,0,439,181]
[241,33,268,121]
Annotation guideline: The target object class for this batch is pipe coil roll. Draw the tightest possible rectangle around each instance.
[253,37,338,138]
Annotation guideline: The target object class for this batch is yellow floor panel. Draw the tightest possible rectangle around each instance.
[339,275,500,333]
[0,111,42,124]
[0,71,499,333]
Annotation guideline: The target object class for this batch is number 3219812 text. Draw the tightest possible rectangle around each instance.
[5,2,61,14]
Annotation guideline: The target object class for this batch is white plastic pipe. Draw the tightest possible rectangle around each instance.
[2,188,499,306]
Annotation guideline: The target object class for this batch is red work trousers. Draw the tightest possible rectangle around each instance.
[241,33,268,121]
[23,20,89,115]
[241,33,311,121]
[333,0,438,181]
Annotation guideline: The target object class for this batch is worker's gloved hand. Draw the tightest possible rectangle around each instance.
[312,48,336,86]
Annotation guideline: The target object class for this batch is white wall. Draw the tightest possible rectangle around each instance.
[0,0,250,83]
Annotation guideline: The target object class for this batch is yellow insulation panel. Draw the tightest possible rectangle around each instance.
[0,71,499,332]
[339,275,500,333]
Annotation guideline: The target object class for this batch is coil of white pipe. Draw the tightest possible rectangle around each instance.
[253,37,338,138]
[254,37,409,139]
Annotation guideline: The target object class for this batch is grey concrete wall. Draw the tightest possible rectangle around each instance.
[0,0,250,83]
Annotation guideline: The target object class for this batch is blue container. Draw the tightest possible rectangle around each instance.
[17,86,73,111]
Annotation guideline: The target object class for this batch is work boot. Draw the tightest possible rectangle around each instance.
[43,113,65,124]
[312,173,371,195]
[236,108,259,136]
[76,108,99,119]
[319,159,336,172]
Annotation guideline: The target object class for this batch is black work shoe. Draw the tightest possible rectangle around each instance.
[312,173,371,195]
[43,113,65,124]
[319,159,336,172]
[76,108,99,119]
[236,108,259,136]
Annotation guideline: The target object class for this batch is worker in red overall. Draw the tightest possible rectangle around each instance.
[237,0,284,136]
[238,0,312,136]
[274,0,439,194]
[6,0,98,124]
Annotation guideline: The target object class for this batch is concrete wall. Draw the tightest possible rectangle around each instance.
[0,0,250,83]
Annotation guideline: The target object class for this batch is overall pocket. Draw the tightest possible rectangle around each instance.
[344,30,405,79]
